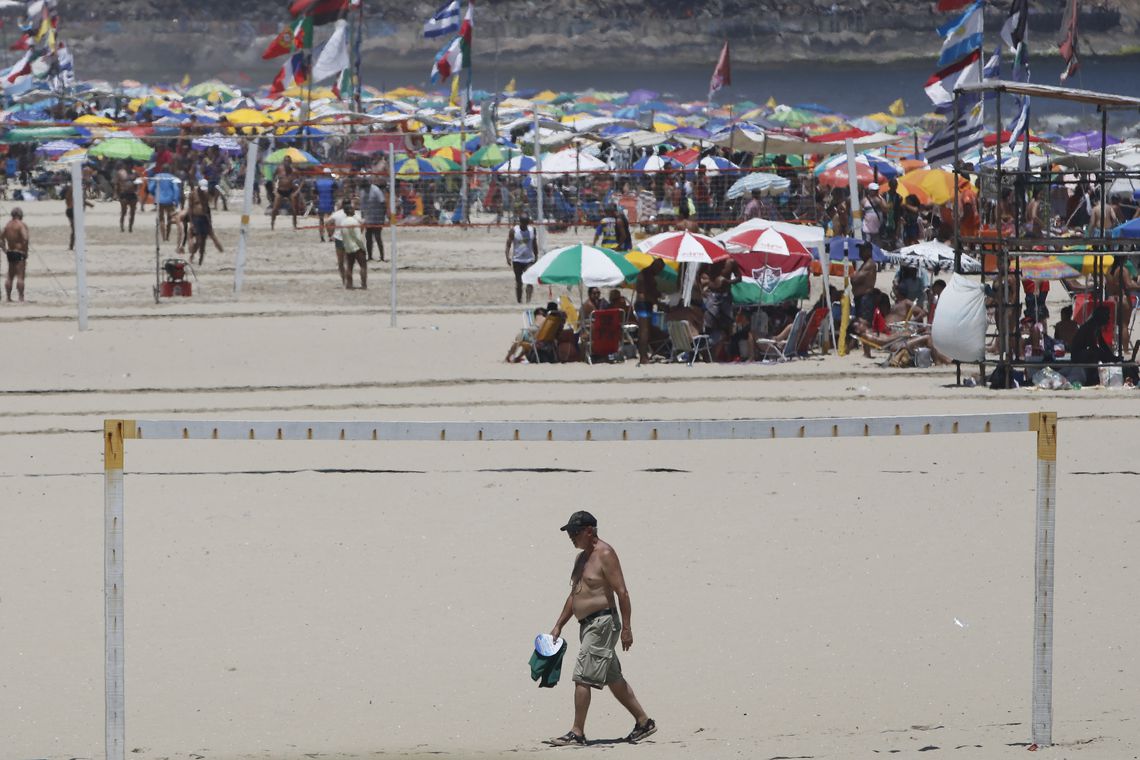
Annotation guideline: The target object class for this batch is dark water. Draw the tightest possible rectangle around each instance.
[372,54,1140,127]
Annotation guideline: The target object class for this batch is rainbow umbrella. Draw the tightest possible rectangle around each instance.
[469,143,517,167]
[395,156,438,179]
[263,147,319,165]
[1018,257,1081,280]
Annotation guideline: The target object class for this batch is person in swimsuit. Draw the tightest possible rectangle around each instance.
[271,156,300,230]
[2,207,30,302]
[634,257,665,364]
[851,241,878,324]
[547,511,656,747]
[63,181,94,251]
[114,162,138,233]
[188,179,212,265]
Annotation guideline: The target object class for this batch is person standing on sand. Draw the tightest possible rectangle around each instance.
[63,181,94,251]
[114,161,138,233]
[548,511,656,747]
[506,213,538,304]
[2,207,30,302]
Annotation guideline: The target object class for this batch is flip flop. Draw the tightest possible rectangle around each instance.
[546,731,586,746]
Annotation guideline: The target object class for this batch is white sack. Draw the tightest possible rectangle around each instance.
[931,273,987,362]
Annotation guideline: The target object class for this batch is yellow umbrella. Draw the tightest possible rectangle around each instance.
[384,86,425,98]
[898,169,976,206]
[74,114,114,126]
[532,89,559,103]
[227,108,271,126]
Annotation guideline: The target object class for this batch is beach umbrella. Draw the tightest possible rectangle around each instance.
[1018,256,1082,280]
[347,134,404,156]
[35,139,82,157]
[720,226,810,257]
[896,169,975,206]
[74,114,115,126]
[395,156,438,179]
[725,172,790,199]
[263,147,320,165]
[1110,218,1140,239]
[185,81,237,100]
[521,243,639,287]
[429,154,462,172]
[636,230,727,264]
[815,152,903,180]
[888,240,982,273]
[632,154,681,172]
[1056,254,1117,274]
[693,155,739,176]
[717,218,825,254]
[540,148,607,175]
[191,133,242,154]
[469,143,517,167]
[623,251,679,293]
[494,155,537,173]
[825,236,888,264]
[431,146,464,163]
[89,137,155,161]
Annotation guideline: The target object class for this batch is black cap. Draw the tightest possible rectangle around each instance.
[560,510,597,532]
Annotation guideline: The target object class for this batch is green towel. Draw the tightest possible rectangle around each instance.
[529,639,567,688]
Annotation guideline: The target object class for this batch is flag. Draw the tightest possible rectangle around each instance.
[270,51,307,97]
[289,0,347,26]
[423,0,461,39]
[312,18,349,82]
[10,33,30,51]
[504,77,516,94]
[262,17,313,59]
[180,72,191,87]
[5,48,34,84]
[449,74,460,107]
[936,1,983,67]
[936,0,974,9]
[429,1,472,83]
[731,262,810,305]
[708,40,731,101]
[56,40,73,86]
[1001,0,1029,53]
[1058,0,1080,82]
[924,49,982,106]
[924,99,985,166]
[888,98,905,117]
[331,66,351,99]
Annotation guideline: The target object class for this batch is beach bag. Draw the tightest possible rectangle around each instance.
[931,274,986,362]
[888,347,913,368]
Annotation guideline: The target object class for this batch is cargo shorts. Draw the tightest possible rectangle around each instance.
[573,611,623,689]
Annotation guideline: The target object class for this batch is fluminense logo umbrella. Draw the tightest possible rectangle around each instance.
[521,243,640,288]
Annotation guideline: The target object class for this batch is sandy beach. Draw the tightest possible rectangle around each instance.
[2,198,1138,760]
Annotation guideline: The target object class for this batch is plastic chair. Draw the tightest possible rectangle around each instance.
[582,309,623,364]
[667,320,712,366]
[795,307,830,356]
[559,294,580,331]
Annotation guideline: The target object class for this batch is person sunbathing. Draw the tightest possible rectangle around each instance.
[849,318,950,364]
[505,305,551,363]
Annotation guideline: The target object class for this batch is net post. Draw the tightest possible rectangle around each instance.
[1029,411,1057,747]
[104,419,135,760]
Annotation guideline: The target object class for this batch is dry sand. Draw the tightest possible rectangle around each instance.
[2,198,1138,759]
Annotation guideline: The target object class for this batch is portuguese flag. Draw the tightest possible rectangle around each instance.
[262,16,313,59]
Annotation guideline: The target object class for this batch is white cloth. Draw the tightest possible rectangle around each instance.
[339,214,365,253]
[931,273,987,361]
[328,208,348,242]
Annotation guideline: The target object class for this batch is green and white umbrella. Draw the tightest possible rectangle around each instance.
[522,243,639,287]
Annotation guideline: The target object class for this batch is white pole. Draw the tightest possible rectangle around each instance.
[820,247,835,353]
[844,137,862,239]
[1032,412,1057,747]
[69,159,88,331]
[533,111,545,252]
[104,421,127,760]
[234,139,260,295]
[388,144,397,328]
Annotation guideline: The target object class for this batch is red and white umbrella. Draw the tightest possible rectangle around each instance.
[635,230,727,264]
[719,226,810,257]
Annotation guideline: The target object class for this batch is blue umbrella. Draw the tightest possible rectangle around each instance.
[493,155,536,173]
[395,156,439,178]
[1111,218,1140,239]
[633,154,681,172]
[825,237,887,263]
[725,172,791,200]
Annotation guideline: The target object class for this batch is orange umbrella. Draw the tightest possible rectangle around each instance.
[897,168,976,206]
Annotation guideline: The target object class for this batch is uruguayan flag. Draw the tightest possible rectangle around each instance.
[423,0,461,38]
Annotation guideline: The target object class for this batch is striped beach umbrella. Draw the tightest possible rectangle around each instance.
[522,243,640,287]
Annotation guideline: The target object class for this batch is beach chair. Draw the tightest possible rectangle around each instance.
[794,307,829,357]
[667,320,712,366]
[529,312,565,363]
[754,310,806,362]
[559,294,580,332]
[581,309,623,364]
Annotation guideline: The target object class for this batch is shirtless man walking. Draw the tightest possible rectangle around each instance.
[114,162,138,233]
[2,207,30,302]
[548,511,656,747]
[270,156,300,230]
